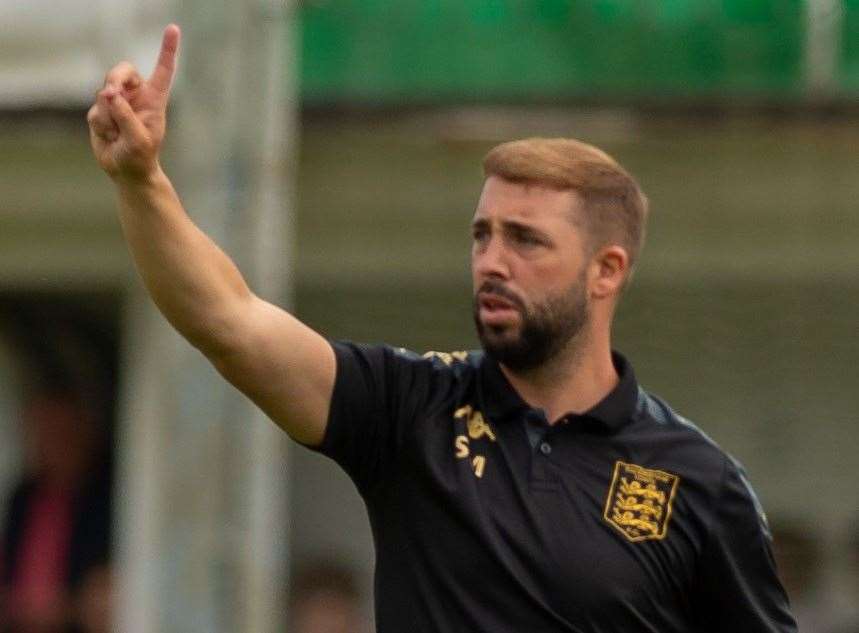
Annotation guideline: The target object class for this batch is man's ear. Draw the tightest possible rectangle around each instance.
[589,245,630,299]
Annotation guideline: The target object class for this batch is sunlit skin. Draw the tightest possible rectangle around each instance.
[471,176,630,422]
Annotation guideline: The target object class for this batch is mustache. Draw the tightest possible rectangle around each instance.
[475,281,525,311]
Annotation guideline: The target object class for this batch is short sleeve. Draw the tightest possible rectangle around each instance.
[312,341,436,496]
[692,457,798,632]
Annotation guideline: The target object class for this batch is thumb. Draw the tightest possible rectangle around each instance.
[107,93,148,143]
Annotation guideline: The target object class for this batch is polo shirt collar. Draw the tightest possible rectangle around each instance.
[478,350,640,433]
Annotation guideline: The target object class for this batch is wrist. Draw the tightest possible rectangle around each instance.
[113,161,168,191]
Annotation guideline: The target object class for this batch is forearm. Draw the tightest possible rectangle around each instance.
[90,28,337,443]
[116,167,253,357]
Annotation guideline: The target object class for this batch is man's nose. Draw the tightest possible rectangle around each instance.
[474,237,511,279]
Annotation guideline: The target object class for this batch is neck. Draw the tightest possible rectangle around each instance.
[500,330,618,424]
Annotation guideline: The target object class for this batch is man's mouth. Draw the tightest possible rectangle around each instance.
[479,293,515,310]
[478,292,520,325]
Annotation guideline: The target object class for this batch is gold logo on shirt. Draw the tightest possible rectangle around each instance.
[604,461,680,542]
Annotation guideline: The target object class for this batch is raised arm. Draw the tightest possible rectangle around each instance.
[87,25,334,446]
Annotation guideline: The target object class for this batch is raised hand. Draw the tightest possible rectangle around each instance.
[87,24,181,182]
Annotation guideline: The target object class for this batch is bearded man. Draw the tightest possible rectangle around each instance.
[86,25,797,633]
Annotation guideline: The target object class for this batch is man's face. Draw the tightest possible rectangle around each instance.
[471,176,593,372]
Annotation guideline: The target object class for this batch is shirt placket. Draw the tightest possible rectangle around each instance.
[524,409,561,493]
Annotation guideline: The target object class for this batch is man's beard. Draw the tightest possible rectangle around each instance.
[473,276,589,373]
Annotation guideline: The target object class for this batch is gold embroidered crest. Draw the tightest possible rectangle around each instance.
[604,461,680,542]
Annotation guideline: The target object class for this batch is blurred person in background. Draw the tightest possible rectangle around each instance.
[0,389,111,633]
[88,25,795,632]
[288,561,368,633]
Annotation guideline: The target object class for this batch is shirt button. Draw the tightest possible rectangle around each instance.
[539,442,552,456]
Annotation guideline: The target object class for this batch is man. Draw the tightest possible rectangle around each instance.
[87,25,797,632]
[1,389,111,633]
[289,561,368,633]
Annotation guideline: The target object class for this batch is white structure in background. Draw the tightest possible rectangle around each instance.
[1,1,298,632]
[114,2,297,631]
[0,1,170,107]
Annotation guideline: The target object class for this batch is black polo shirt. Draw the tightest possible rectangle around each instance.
[314,341,797,633]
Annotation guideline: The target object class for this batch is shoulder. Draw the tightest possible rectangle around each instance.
[635,390,727,458]
[329,341,483,395]
[419,348,485,376]
[633,390,760,508]
[333,340,482,371]
[629,390,773,542]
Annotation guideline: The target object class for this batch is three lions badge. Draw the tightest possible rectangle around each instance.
[604,461,680,542]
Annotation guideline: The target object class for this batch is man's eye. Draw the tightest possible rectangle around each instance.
[515,233,541,245]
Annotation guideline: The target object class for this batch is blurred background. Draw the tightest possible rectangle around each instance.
[1,1,857,631]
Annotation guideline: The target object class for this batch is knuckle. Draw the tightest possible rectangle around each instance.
[105,61,136,84]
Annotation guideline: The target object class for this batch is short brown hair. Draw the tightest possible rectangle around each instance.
[483,138,649,266]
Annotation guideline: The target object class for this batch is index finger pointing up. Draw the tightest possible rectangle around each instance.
[149,24,181,94]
